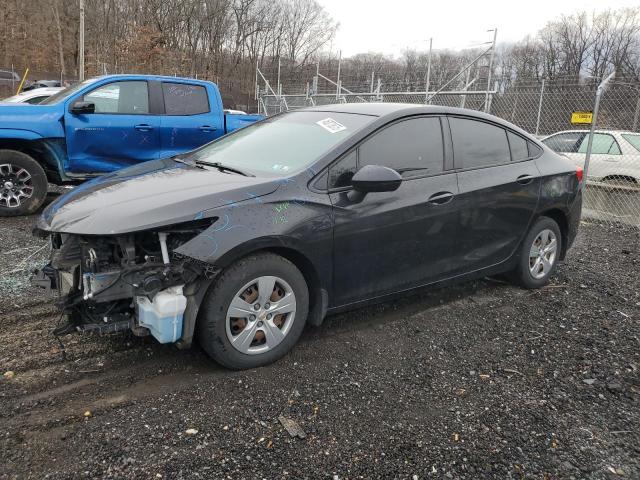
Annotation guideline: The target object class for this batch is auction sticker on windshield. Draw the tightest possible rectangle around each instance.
[316,118,347,133]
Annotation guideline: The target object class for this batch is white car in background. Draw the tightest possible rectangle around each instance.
[1,87,64,105]
[541,130,640,185]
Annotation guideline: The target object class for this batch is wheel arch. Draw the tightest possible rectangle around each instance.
[602,174,637,183]
[216,243,328,328]
[538,208,569,259]
[183,237,328,349]
[0,138,66,183]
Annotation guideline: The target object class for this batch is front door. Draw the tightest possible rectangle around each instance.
[64,80,160,173]
[330,116,461,306]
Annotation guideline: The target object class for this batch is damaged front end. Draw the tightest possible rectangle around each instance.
[33,219,219,347]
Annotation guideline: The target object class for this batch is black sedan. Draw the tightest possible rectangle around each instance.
[34,104,582,369]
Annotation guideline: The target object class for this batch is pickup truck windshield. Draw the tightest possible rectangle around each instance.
[40,78,100,105]
[185,111,373,176]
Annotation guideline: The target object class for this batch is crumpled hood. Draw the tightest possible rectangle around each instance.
[0,104,64,139]
[37,158,280,235]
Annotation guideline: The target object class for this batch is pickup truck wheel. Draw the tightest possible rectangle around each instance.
[0,150,48,216]
[197,253,309,370]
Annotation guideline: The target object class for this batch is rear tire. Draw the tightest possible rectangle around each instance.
[512,217,562,289]
[198,253,309,370]
[0,150,48,216]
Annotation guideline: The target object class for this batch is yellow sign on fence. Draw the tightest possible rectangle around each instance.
[571,111,593,124]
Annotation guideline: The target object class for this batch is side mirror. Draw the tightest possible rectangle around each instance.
[351,164,402,193]
[70,101,95,114]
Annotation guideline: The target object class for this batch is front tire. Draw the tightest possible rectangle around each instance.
[0,150,48,216]
[512,217,562,289]
[198,253,309,370]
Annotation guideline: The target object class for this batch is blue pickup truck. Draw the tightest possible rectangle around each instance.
[0,74,263,215]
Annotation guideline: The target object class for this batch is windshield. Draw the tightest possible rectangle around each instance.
[40,78,100,105]
[184,111,373,176]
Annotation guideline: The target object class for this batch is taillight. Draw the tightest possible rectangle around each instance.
[575,166,584,182]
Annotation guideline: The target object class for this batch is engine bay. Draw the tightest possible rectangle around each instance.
[33,219,216,342]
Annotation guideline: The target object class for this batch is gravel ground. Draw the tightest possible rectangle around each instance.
[0,211,638,479]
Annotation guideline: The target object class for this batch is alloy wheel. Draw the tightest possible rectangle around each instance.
[0,163,34,208]
[225,276,297,355]
[529,229,558,279]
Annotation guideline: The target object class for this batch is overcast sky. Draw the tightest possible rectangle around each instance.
[318,0,640,57]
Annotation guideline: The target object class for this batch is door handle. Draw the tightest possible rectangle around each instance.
[516,174,535,185]
[199,125,217,132]
[134,124,153,132]
[427,191,454,205]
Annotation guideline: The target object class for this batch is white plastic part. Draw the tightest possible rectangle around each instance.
[136,285,187,343]
[158,232,170,264]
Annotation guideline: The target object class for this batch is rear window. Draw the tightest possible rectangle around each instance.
[450,117,510,168]
[622,134,640,153]
[542,132,586,153]
[162,82,209,115]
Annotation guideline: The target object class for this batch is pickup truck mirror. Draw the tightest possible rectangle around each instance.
[70,101,95,115]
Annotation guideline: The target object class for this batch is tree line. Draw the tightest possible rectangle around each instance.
[1,2,639,107]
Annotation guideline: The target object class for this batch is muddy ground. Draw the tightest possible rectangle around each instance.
[0,211,638,479]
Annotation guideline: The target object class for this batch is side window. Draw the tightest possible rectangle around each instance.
[0,71,14,80]
[359,117,444,177]
[162,83,210,115]
[329,150,357,188]
[577,133,620,155]
[450,117,510,168]
[609,141,621,155]
[542,132,585,153]
[621,134,640,153]
[507,132,529,161]
[84,81,149,114]
[26,96,48,104]
[528,141,543,158]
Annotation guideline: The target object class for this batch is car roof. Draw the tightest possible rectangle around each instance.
[15,87,63,97]
[297,102,536,138]
[545,129,639,136]
[93,74,212,85]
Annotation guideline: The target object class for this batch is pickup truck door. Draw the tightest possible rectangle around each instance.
[64,80,160,173]
[157,81,224,158]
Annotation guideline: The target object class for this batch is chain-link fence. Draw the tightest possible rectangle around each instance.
[259,77,640,228]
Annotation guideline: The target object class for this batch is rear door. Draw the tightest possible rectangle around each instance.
[575,132,623,180]
[449,116,540,273]
[158,81,223,158]
[330,116,461,306]
[64,80,160,173]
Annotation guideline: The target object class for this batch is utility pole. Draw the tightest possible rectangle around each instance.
[79,0,85,81]
[424,38,432,104]
[336,50,342,100]
[484,28,497,113]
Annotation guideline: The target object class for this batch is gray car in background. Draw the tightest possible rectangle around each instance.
[0,70,20,86]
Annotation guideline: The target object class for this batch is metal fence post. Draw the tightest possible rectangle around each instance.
[583,71,615,190]
[632,92,640,132]
[535,79,545,136]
